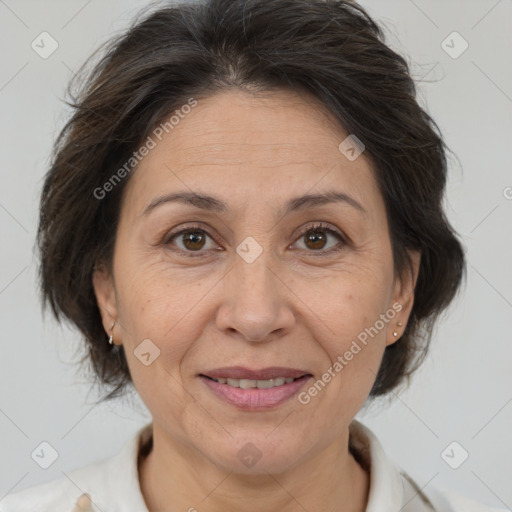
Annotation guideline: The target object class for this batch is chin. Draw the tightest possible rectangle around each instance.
[198,435,306,475]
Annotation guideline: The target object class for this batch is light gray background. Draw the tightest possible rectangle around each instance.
[1,0,511,508]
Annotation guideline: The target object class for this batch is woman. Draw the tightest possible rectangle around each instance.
[1,0,505,511]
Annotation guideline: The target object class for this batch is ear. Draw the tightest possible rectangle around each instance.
[92,263,119,344]
[386,249,421,347]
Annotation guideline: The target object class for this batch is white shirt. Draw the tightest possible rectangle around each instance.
[0,420,505,512]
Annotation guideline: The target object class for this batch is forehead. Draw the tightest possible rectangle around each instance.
[121,88,381,217]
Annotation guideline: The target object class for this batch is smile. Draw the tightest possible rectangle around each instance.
[199,374,312,410]
[206,376,298,388]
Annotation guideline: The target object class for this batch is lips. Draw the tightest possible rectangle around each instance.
[198,366,313,410]
[201,366,310,380]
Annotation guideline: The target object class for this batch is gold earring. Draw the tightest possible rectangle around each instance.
[108,321,115,345]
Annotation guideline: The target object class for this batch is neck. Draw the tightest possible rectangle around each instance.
[138,424,370,512]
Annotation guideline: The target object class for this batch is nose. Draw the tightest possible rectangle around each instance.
[215,250,295,343]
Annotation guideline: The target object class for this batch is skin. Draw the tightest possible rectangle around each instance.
[93,88,420,512]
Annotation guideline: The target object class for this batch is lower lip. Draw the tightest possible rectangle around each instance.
[199,375,312,411]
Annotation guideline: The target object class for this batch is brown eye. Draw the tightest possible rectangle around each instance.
[164,226,218,255]
[294,223,345,254]
[180,230,207,251]
[304,229,328,250]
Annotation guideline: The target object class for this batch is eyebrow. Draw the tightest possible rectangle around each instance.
[141,190,366,217]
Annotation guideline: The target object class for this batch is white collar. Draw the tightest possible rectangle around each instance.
[349,419,406,511]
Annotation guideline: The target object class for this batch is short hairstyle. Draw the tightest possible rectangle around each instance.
[37,0,465,401]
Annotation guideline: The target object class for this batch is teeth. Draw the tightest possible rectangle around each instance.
[214,376,298,388]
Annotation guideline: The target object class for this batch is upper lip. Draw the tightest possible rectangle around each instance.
[201,366,311,380]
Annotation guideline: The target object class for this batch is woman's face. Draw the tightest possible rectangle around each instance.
[94,88,419,474]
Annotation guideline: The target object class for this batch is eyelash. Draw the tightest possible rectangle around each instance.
[162,222,347,258]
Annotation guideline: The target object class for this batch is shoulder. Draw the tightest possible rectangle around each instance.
[424,487,509,512]
[0,422,152,512]
[399,467,505,512]
[0,467,99,512]
[349,420,507,512]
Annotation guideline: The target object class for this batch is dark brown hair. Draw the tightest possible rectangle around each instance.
[37,0,465,402]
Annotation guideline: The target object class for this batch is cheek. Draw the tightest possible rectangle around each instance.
[112,264,192,371]
[115,249,204,334]
[323,302,389,385]
[114,269,204,417]
[295,257,394,346]
[300,267,393,402]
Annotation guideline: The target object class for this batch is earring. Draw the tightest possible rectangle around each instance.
[393,321,403,337]
[393,331,398,337]
[108,321,115,345]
